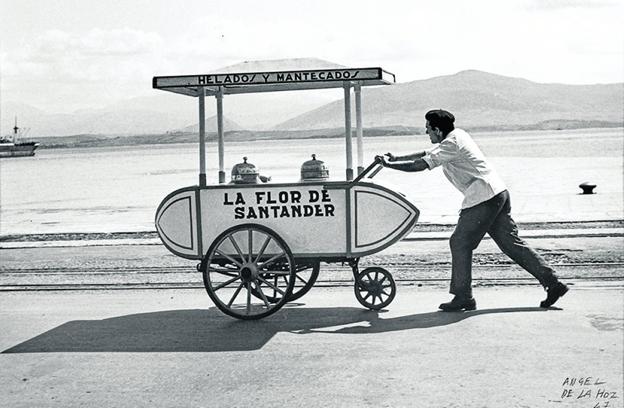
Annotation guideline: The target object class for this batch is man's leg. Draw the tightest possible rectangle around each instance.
[448,192,507,299]
[487,193,568,307]
[487,193,559,287]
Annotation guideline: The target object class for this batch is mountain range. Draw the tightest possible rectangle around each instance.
[1,70,621,139]
[276,70,623,130]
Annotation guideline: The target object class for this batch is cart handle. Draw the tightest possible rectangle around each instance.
[352,156,384,183]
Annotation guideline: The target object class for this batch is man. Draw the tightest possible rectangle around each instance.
[377,109,568,311]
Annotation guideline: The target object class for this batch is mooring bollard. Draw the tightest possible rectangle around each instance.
[579,182,596,194]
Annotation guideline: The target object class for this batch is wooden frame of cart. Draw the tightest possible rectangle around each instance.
[153,63,420,319]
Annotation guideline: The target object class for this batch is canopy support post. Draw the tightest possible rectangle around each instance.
[343,83,353,181]
[216,87,225,184]
[354,83,364,175]
[198,87,206,187]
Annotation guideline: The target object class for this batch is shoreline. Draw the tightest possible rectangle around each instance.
[21,125,624,150]
[1,219,622,243]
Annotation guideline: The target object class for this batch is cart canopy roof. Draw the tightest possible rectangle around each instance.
[153,58,395,97]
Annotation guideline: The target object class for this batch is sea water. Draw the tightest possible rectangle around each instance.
[0,128,622,235]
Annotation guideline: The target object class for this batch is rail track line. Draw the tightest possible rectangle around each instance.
[1,262,622,291]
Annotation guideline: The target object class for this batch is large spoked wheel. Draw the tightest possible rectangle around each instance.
[202,224,296,320]
[354,267,396,310]
[253,261,320,303]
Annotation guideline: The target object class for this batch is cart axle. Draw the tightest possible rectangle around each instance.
[240,265,257,283]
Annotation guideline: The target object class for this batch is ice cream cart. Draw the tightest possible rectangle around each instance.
[153,62,420,319]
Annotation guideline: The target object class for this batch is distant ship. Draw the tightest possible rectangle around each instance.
[0,117,39,158]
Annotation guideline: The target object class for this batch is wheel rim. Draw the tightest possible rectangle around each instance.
[288,261,320,302]
[354,267,396,310]
[203,224,295,319]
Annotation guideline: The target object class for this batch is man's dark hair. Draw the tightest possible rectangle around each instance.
[425,109,455,136]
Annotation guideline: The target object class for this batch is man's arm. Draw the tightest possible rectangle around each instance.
[384,158,429,172]
[386,151,426,161]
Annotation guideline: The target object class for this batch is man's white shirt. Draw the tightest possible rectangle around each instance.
[422,128,507,209]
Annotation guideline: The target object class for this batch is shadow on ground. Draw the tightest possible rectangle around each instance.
[2,305,549,353]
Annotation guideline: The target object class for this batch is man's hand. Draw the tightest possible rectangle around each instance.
[385,152,398,162]
[375,155,388,166]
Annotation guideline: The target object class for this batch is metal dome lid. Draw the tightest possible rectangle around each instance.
[300,154,329,181]
[231,157,259,183]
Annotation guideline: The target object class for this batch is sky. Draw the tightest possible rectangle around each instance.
[0,0,622,115]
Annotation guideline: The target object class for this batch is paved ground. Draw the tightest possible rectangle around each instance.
[0,285,622,408]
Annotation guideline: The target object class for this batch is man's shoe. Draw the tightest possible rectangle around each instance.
[540,282,569,308]
[439,296,477,312]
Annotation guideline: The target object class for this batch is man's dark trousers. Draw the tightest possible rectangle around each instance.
[449,190,559,298]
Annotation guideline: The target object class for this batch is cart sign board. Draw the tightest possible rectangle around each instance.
[153,67,395,94]
[200,185,348,257]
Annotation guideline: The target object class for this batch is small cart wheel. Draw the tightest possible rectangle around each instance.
[202,224,295,320]
[254,261,320,303]
[354,267,396,310]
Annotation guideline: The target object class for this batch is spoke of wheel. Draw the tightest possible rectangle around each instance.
[254,283,271,309]
[214,249,242,268]
[379,276,387,285]
[213,276,240,291]
[374,271,379,281]
[228,235,246,264]
[381,289,391,297]
[208,266,239,277]
[246,282,251,315]
[258,251,286,269]
[381,283,392,289]
[258,277,286,296]
[228,283,245,307]
[364,293,372,301]
[260,269,291,276]
[273,276,277,298]
[295,274,309,284]
[254,236,271,264]
[248,229,253,263]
